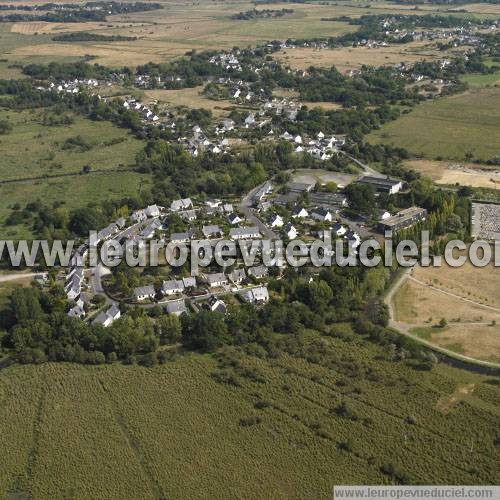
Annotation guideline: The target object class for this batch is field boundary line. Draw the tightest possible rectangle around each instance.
[384,267,500,371]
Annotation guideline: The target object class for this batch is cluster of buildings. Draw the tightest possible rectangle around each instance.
[123,98,162,124]
[179,124,231,157]
[279,130,346,161]
[37,78,100,94]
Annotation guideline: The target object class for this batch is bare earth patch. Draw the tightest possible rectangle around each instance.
[436,384,475,414]
[404,159,500,188]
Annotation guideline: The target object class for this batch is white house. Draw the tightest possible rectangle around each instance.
[145,204,162,217]
[133,285,156,301]
[170,232,192,244]
[284,222,298,240]
[268,213,284,228]
[241,286,269,304]
[331,222,347,237]
[165,299,187,316]
[131,210,147,223]
[311,208,333,222]
[92,305,121,327]
[228,268,246,284]
[202,225,222,239]
[229,227,260,240]
[171,198,193,211]
[207,295,226,314]
[248,265,268,279]
[162,279,185,296]
[291,206,308,219]
[205,273,228,288]
[227,213,242,225]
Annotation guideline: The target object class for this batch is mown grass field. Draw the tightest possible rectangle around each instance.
[368,88,500,161]
[392,259,500,362]
[0,333,499,499]
[0,108,143,181]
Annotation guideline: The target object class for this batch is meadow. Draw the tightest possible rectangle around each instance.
[0,170,151,239]
[0,333,499,498]
[0,109,143,181]
[392,260,500,362]
[368,88,500,161]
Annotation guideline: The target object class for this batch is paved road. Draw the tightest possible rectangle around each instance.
[239,182,279,240]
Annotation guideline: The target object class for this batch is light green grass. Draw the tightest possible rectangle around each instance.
[460,72,500,88]
[409,325,449,340]
[0,109,143,181]
[0,337,499,498]
[0,170,151,239]
[368,88,500,161]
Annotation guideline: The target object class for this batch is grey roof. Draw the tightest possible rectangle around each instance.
[205,273,227,284]
[229,268,246,282]
[134,285,155,297]
[202,225,222,238]
[229,226,260,238]
[170,232,191,241]
[248,265,268,278]
[162,279,184,292]
[182,276,197,288]
[165,299,187,315]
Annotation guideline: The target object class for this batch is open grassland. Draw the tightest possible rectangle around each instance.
[392,259,500,362]
[274,41,450,73]
[460,71,500,88]
[0,336,499,498]
[368,88,500,161]
[0,109,143,181]
[0,171,150,239]
[403,160,500,188]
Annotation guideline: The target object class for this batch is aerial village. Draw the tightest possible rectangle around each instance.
[64,171,428,328]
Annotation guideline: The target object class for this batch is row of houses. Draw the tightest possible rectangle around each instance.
[123,98,161,124]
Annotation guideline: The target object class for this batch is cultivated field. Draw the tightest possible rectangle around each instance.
[274,41,447,73]
[392,259,500,362]
[368,88,500,161]
[404,160,500,188]
[0,0,497,70]
[0,338,499,498]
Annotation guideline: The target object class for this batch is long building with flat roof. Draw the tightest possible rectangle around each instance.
[356,176,403,194]
[378,206,427,233]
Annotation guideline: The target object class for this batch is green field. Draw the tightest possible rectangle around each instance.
[367,88,500,161]
[0,170,151,239]
[0,109,143,181]
[0,108,147,239]
[460,71,500,88]
[0,335,499,498]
